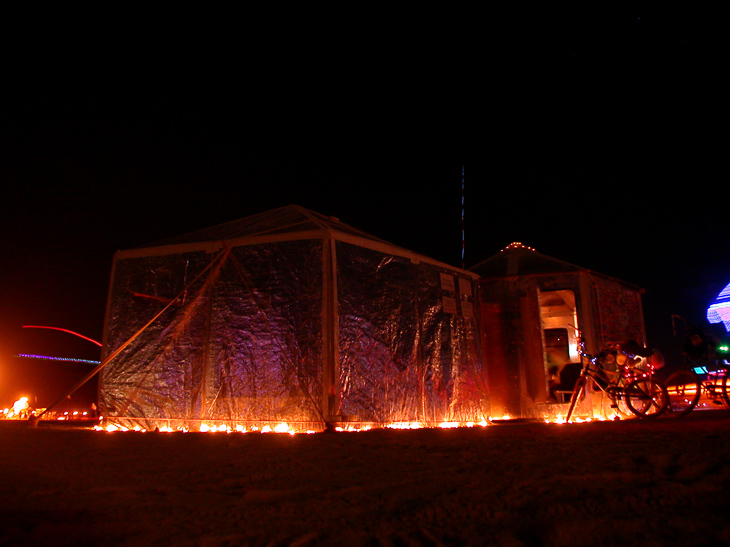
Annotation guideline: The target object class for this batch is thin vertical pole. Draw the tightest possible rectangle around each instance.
[322,234,340,421]
[461,165,466,269]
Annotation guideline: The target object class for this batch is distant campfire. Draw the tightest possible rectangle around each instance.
[0,396,99,425]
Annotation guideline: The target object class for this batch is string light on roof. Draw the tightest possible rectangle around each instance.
[503,242,536,252]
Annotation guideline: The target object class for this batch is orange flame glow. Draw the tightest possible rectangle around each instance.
[1,397,30,419]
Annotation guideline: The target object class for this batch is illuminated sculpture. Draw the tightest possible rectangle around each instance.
[707,282,730,332]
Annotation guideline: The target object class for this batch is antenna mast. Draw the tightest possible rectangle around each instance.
[461,165,465,269]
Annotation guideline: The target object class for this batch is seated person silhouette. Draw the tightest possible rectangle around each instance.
[549,362,582,402]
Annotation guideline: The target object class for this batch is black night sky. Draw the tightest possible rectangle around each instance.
[1,11,727,405]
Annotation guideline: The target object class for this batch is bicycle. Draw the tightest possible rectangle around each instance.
[664,356,730,417]
[566,336,669,421]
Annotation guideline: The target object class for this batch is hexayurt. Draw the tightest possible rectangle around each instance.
[99,206,486,431]
[471,243,647,420]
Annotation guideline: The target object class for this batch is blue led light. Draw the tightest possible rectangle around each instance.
[16,354,101,364]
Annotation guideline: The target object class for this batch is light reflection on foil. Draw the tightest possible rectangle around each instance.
[100,237,487,431]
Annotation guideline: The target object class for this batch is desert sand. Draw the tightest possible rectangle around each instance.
[2,411,730,546]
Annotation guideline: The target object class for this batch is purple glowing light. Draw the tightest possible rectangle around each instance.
[16,354,101,364]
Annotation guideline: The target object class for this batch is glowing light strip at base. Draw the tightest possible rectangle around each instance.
[16,354,101,365]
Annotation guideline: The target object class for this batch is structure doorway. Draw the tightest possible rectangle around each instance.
[539,289,580,402]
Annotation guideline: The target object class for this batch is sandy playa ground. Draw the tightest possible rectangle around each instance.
[2,412,730,547]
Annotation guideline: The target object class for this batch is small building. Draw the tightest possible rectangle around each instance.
[99,205,486,431]
[471,243,647,420]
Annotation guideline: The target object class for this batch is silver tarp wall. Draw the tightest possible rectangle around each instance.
[336,242,487,423]
[100,237,487,430]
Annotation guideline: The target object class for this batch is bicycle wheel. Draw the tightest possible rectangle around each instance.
[611,378,634,418]
[624,377,669,418]
[566,377,586,422]
[664,369,700,417]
